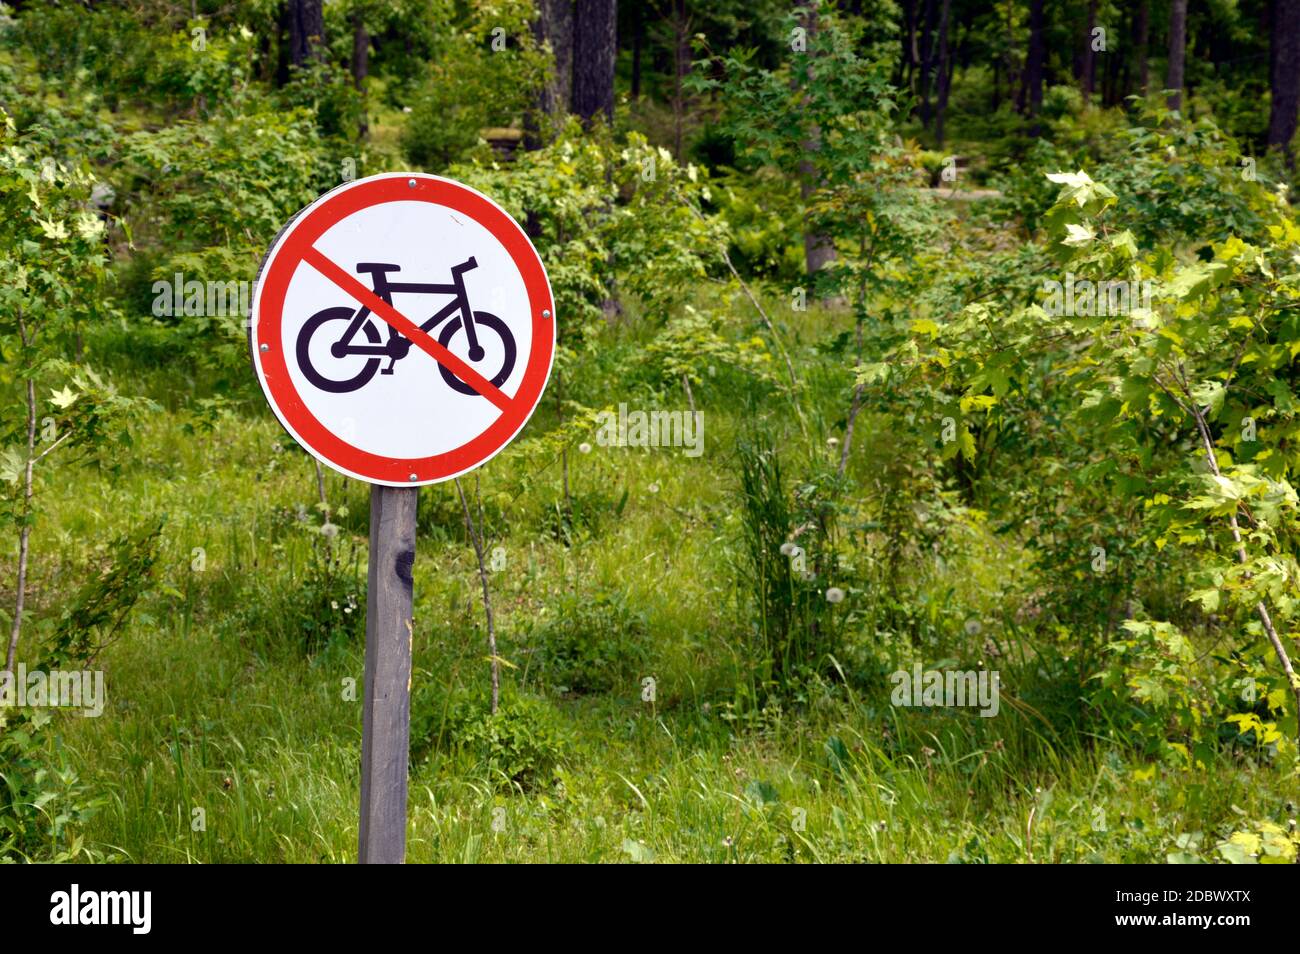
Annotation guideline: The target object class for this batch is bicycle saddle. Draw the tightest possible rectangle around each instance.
[355,262,402,276]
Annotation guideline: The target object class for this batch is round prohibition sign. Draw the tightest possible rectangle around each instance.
[250,173,555,486]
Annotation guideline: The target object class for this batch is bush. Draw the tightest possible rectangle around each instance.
[529,590,649,694]
[277,58,365,143]
[413,687,569,792]
[42,517,166,669]
[0,520,156,863]
[0,710,103,862]
[398,1,542,170]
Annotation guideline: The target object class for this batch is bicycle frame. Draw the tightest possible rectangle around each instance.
[330,258,484,368]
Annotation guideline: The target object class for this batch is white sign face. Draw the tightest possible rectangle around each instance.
[250,173,555,486]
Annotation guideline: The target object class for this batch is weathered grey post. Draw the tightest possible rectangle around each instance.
[358,484,418,864]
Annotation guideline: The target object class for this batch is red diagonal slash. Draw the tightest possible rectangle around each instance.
[301,245,513,413]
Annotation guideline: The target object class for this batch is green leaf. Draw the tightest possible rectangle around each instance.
[1063,223,1096,247]
[0,447,24,484]
[621,839,656,863]
[49,385,78,409]
[1190,380,1225,417]
[744,779,780,806]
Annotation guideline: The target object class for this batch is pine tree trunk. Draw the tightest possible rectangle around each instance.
[1081,0,1097,102]
[631,0,643,99]
[275,0,290,86]
[1024,0,1045,123]
[1136,0,1150,94]
[571,0,617,125]
[531,0,574,142]
[794,1,836,278]
[898,0,917,91]
[288,0,325,68]
[1166,0,1188,111]
[1268,0,1300,165]
[352,11,369,139]
[671,0,690,159]
[934,0,952,146]
[526,1,574,243]
[917,0,937,127]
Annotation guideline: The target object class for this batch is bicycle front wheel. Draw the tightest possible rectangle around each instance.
[437,311,518,396]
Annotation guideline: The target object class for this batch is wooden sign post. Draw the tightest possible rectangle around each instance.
[249,173,554,863]
[358,485,417,863]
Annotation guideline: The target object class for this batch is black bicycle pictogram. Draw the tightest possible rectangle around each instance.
[296,257,517,395]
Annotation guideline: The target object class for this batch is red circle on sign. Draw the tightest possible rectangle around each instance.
[250,173,554,486]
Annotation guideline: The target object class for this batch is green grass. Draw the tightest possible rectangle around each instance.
[7,297,1288,864]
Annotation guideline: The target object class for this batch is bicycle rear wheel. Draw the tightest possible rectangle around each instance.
[296,307,383,394]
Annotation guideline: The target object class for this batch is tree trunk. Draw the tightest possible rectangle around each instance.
[917,0,937,127]
[1003,1,1020,112]
[794,1,837,279]
[1136,0,1150,94]
[572,0,619,316]
[287,0,325,68]
[631,0,643,100]
[275,0,291,86]
[1179,389,1300,745]
[352,11,370,139]
[1081,0,1097,102]
[671,0,691,159]
[531,0,574,142]
[1024,0,1045,124]
[1104,3,1126,105]
[526,0,574,241]
[571,0,617,125]
[898,0,917,91]
[1268,0,1300,165]
[258,19,276,84]
[1166,0,1188,112]
[934,0,952,146]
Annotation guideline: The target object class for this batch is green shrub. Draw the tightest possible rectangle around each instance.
[454,694,568,791]
[0,521,156,863]
[398,0,542,170]
[0,710,104,862]
[289,543,365,656]
[529,590,648,695]
[42,517,166,669]
[413,687,569,792]
[277,58,365,143]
